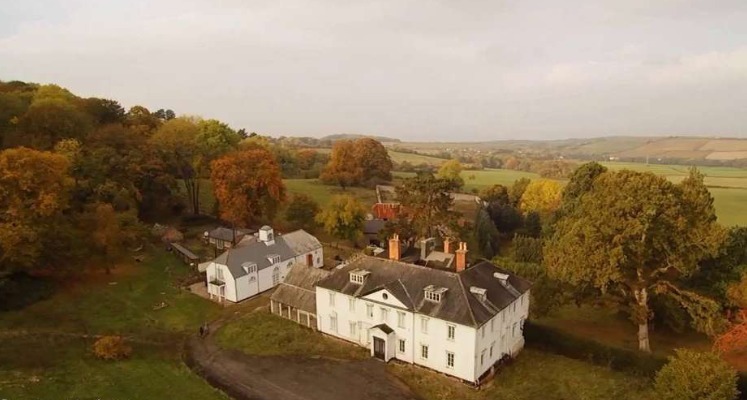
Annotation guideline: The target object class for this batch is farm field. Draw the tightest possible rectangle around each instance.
[284,179,378,207]
[387,150,447,166]
[0,250,225,399]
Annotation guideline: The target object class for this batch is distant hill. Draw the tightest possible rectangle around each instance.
[393,136,747,162]
[321,134,401,143]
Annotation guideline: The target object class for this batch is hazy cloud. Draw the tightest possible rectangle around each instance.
[1,0,745,140]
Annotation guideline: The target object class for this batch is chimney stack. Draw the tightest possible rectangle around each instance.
[388,234,401,261]
[455,242,468,272]
[443,238,452,254]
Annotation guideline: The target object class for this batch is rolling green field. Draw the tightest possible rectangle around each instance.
[0,250,225,399]
[387,150,447,166]
[284,179,378,207]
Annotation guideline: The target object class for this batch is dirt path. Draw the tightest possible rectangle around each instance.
[185,322,420,400]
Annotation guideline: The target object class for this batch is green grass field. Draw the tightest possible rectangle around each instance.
[216,311,368,360]
[388,150,447,166]
[284,179,378,207]
[0,249,226,399]
[389,348,654,400]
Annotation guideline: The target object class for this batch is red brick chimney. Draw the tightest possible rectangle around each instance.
[388,234,401,261]
[455,242,468,272]
[443,238,452,254]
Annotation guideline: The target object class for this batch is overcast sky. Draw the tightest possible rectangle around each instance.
[1,0,746,141]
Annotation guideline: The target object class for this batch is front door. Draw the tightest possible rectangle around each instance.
[373,337,386,360]
[306,253,313,266]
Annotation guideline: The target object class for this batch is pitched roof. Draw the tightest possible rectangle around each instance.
[372,203,400,220]
[207,227,253,242]
[282,230,323,255]
[315,256,531,328]
[213,229,321,278]
[271,264,330,314]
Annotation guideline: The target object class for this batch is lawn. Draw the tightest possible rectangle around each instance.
[388,150,447,166]
[284,179,378,207]
[0,248,226,399]
[216,310,369,360]
[388,349,655,400]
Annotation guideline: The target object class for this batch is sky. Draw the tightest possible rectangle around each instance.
[1,0,746,141]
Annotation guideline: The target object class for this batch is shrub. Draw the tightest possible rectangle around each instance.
[654,349,739,400]
[93,336,132,360]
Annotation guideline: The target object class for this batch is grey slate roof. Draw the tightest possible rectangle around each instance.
[271,264,330,314]
[213,229,321,279]
[207,227,253,242]
[316,256,531,328]
[282,230,323,255]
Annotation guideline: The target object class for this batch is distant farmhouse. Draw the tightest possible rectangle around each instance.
[205,226,323,303]
[273,235,531,384]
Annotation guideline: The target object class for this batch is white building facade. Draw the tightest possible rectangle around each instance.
[314,255,531,383]
[206,226,323,303]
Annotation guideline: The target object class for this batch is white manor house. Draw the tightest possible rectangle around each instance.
[311,237,531,383]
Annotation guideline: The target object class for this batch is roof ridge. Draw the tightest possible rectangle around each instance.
[396,279,415,307]
[456,273,478,327]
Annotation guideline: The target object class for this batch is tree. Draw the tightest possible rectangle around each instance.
[83,98,125,125]
[321,140,359,189]
[520,211,542,238]
[84,203,144,273]
[12,98,92,149]
[472,208,500,258]
[436,159,464,188]
[520,179,562,215]
[390,172,460,241]
[210,148,285,226]
[654,349,738,400]
[0,148,72,273]
[150,118,201,214]
[509,177,531,207]
[513,235,543,263]
[689,227,747,306]
[316,195,366,245]
[480,184,510,205]
[353,138,392,184]
[285,194,320,231]
[545,170,726,352]
[558,161,607,216]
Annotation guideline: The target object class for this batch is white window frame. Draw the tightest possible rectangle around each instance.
[398,339,406,353]
[480,349,486,366]
[366,303,374,318]
[490,342,495,358]
[446,351,454,368]
[420,317,429,334]
[330,314,337,332]
[380,307,388,322]
[272,267,280,285]
[397,311,406,328]
[420,344,429,360]
[216,266,224,281]
[348,297,355,312]
[447,324,455,341]
[349,321,357,337]
[329,292,335,307]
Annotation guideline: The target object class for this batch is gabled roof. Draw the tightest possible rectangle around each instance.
[271,264,330,314]
[207,227,253,242]
[213,229,321,278]
[316,256,531,328]
[282,230,322,255]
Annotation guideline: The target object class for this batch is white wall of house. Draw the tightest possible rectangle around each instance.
[206,262,236,302]
[206,247,323,303]
[473,290,531,379]
[317,284,524,382]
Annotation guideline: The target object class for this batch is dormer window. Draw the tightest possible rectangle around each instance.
[424,285,448,302]
[494,272,509,284]
[349,269,370,284]
[470,286,487,302]
[268,254,281,264]
[242,262,257,274]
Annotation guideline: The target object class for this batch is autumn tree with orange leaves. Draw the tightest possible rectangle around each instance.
[210,148,286,226]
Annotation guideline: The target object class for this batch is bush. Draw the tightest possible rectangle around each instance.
[93,336,132,360]
[654,349,739,400]
[524,321,666,376]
